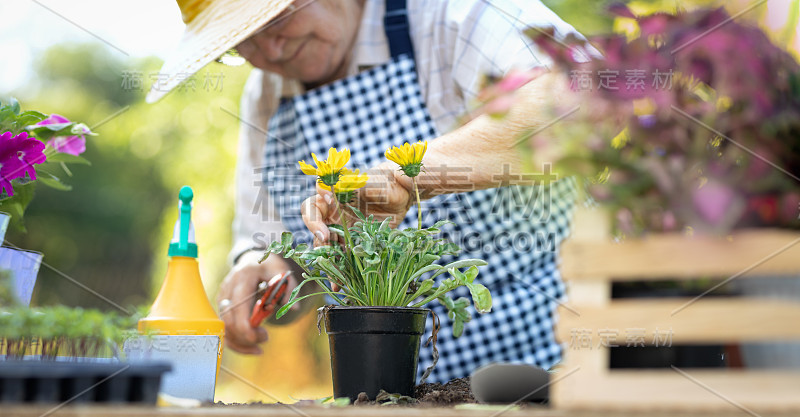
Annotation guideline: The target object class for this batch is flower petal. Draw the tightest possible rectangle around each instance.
[298,160,318,175]
[36,114,71,126]
[52,135,86,156]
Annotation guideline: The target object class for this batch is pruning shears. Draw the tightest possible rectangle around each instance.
[249,271,291,328]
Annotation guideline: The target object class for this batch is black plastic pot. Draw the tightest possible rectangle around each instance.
[323,306,429,401]
[0,361,170,404]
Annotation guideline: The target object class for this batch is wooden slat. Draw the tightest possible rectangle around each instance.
[556,298,800,343]
[561,229,800,281]
[565,281,609,307]
[552,368,800,411]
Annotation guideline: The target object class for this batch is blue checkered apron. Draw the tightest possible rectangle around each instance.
[262,0,576,384]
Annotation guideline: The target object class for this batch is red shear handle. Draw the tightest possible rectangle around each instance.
[249,272,290,328]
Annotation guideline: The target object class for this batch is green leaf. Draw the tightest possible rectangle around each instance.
[34,122,71,132]
[13,111,47,129]
[327,223,345,237]
[433,219,454,229]
[37,174,72,191]
[407,279,434,301]
[452,318,464,338]
[266,240,284,254]
[9,98,20,115]
[275,276,333,318]
[46,153,91,165]
[453,297,470,310]
[431,259,487,279]
[442,295,455,310]
[0,181,36,232]
[281,231,293,249]
[464,266,479,284]
[329,397,351,407]
[364,255,381,265]
[315,256,346,283]
[379,217,392,232]
[466,282,492,314]
[20,110,47,120]
[348,205,366,220]
[408,264,441,281]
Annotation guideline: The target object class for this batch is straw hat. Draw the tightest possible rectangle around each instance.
[146,0,295,103]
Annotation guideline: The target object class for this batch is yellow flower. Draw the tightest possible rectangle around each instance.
[716,96,733,112]
[333,168,368,193]
[611,128,630,149]
[298,147,351,186]
[333,168,369,203]
[385,141,427,177]
[632,98,655,117]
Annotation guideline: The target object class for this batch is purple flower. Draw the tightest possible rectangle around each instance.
[0,131,47,197]
[691,179,740,227]
[35,113,89,156]
[608,3,636,19]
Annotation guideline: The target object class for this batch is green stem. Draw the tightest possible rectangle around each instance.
[334,196,366,294]
[413,176,422,229]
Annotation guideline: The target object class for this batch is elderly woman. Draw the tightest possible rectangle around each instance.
[149,0,583,384]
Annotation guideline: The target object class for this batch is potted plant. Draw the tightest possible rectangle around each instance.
[262,145,492,401]
[0,305,170,404]
[0,98,96,305]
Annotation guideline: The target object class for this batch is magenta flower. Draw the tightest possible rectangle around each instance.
[0,131,48,197]
[36,113,89,156]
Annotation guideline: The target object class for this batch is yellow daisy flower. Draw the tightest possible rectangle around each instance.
[333,168,369,203]
[333,168,369,193]
[385,141,427,177]
[298,147,351,186]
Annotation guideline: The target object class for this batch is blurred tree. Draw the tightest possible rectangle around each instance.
[542,0,620,35]
[5,43,247,311]
[542,0,754,37]
[5,41,333,403]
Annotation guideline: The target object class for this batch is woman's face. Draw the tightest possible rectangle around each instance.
[236,0,364,84]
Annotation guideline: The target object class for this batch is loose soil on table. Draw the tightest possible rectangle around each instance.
[211,377,475,407]
[413,377,475,405]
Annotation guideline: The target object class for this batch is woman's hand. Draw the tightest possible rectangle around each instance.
[301,162,414,246]
[216,251,296,354]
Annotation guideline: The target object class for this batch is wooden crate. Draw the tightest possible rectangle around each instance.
[551,208,800,412]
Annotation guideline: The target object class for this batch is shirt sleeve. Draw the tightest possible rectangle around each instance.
[229,69,288,265]
[407,0,585,133]
[446,0,584,106]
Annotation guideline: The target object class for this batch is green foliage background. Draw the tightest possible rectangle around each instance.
[5,44,250,310]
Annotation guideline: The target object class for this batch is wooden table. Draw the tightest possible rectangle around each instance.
[4,405,798,417]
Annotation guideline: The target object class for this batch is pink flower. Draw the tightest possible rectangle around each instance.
[691,179,740,227]
[35,113,89,156]
[0,131,47,197]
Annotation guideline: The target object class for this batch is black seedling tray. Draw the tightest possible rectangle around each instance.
[0,361,170,404]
